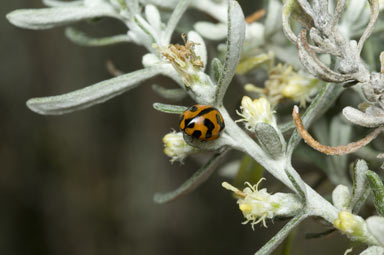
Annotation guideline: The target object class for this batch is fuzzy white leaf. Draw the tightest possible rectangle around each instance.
[43,0,82,7]
[65,27,131,47]
[360,246,384,255]
[343,106,384,127]
[332,185,351,210]
[27,67,161,115]
[194,22,227,40]
[264,0,282,37]
[367,216,384,246]
[214,0,245,105]
[7,6,116,30]
[145,5,162,32]
[162,0,193,45]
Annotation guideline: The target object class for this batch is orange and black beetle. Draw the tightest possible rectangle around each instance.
[179,105,225,141]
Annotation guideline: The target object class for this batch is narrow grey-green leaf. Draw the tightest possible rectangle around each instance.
[153,103,187,114]
[285,168,306,199]
[350,160,369,212]
[214,0,245,105]
[367,170,384,216]
[151,84,187,100]
[255,123,284,159]
[211,58,223,83]
[27,67,161,115]
[7,6,116,30]
[329,115,352,173]
[264,0,282,37]
[343,106,384,128]
[65,27,131,47]
[162,0,193,45]
[154,149,229,204]
[255,213,307,255]
[43,0,82,7]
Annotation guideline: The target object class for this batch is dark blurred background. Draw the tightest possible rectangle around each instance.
[0,1,354,255]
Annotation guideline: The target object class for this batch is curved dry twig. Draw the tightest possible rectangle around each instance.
[292,105,384,155]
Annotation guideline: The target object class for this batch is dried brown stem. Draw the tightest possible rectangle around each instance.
[245,9,265,24]
[292,105,384,155]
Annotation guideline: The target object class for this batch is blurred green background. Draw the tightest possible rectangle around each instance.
[0,1,353,255]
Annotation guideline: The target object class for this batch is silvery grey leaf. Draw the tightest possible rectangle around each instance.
[350,160,369,212]
[214,0,245,105]
[151,84,187,101]
[255,213,307,255]
[153,148,229,204]
[328,115,352,182]
[144,4,162,32]
[254,123,284,159]
[43,0,82,7]
[134,14,159,44]
[332,185,351,210]
[297,0,314,19]
[264,0,282,37]
[357,0,379,54]
[343,106,384,127]
[7,6,116,30]
[211,58,223,83]
[360,246,384,255]
[342,0,367,26]
[162,0,193,45]
[193,22,227,40]
[152,103,187,114]
[297,30,352,82]
[285,166,307,199]
[366,216,384,246]
[27,67,161,115]
[65,27,132,47]
[367,170,384,216]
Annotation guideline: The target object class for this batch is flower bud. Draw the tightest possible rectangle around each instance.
[222,179,302,229]
[332,185,351,211]
[334,211,379,245]
[236,96,276,131]
[162,132,197,163]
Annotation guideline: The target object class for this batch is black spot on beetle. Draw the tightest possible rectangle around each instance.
[187,122,195,129]
[196,107,215,117]
[184,118,193,129]
[192,130,202,139]
[204,118,214,139]
[216,114,225,131]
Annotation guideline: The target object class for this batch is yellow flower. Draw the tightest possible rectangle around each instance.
[162,131,197,163]
[246,64,320,107]
[222,179,302,230]
[334,211,365,237]
[236,96,276,131]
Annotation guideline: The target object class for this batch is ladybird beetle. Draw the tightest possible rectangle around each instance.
[179,105,225,141]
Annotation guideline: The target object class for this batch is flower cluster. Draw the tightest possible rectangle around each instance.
[245,64,320,107]
[236,96,276,131]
